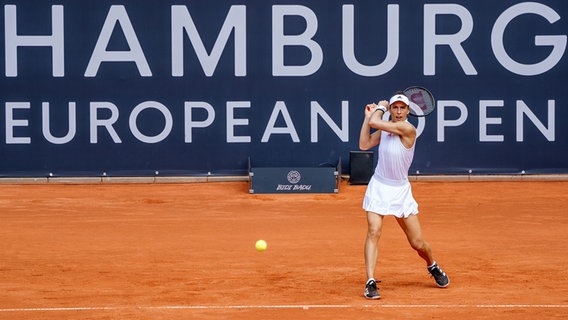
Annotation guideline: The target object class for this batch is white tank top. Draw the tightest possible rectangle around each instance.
[375,130,415,181]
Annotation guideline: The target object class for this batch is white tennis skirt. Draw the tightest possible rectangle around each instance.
[362,174,418,218]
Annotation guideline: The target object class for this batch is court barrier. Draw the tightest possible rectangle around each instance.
[248,158,341,194]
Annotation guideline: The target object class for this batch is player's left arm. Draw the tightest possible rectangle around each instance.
[369,115,416,148]
[369,118,412,135]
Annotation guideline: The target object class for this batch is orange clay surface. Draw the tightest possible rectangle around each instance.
[0,180,567,320]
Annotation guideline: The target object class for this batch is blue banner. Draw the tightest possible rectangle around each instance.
[1,1,566,176]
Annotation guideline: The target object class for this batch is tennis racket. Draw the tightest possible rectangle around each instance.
[404,86,435,117]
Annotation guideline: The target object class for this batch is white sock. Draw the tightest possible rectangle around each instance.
[366,278,376,284]
[427,261,437,269]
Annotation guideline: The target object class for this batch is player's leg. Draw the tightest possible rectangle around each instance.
[365,211,384,279]
[364,211,383,299]
[396,215,449,287]
[395,215,433,265]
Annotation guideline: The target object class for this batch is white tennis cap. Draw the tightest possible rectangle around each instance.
[389,93,409,106]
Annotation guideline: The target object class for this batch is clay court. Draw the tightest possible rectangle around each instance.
[1,179,567,320]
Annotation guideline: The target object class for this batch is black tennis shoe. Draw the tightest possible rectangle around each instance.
[364,279,380,299]
[428,263,450,287]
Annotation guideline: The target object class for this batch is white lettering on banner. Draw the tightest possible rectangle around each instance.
[272,5,323,76]
[3,3,565,77]
[479,100,505,142]
[310,101,349,143]
[492,2,567,76]
[436,99,555,142]
[276,184,312,191]
[85,5,151,77]
[42,102,76,144]
[90,102,122,143]
[4,5,64,77]
[437,101,468,142]
[129,101,173,143]
[261,101,300,142]
[516,100,555,141]
[5,102,31,144]
[3,99,557,144]
[171,5,246,77]
[342,4,399,76]
[227,101,251,143]
[184,102,215,143]
[424,4,477,75]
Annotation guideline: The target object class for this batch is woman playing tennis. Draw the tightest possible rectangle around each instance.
[359,91,449,300]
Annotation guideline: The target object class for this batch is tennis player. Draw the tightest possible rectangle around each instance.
[359,92,449,300]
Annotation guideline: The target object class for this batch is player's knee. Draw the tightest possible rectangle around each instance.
[367,226,382,241]
[409,238,425,251]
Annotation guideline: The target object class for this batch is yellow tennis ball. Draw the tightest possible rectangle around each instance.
[255,240,267,252]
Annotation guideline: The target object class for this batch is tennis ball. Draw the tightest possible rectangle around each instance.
[255,240,267,252]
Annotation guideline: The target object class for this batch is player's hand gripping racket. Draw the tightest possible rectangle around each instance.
[366,86,436,117]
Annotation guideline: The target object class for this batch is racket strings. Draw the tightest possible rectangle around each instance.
[404,87,435,117]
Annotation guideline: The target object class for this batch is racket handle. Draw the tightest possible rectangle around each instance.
[366,106,371,111]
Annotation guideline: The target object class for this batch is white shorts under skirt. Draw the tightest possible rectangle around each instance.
[362,174,419,218]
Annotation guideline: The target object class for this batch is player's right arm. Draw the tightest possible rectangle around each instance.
[359,103,383,150]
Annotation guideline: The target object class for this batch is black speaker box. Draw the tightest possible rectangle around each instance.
[349,151,374,185]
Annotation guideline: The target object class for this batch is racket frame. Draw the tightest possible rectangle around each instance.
[403,86,435,117]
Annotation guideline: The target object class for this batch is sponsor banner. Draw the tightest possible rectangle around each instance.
[0,1,567,176]
[249,167,338,194]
